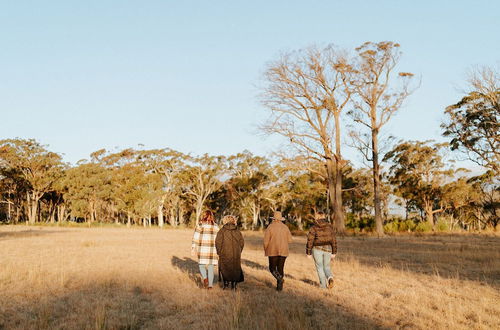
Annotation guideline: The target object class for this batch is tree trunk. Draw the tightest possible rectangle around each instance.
[158,204,164,228]
[27,191,40,224]
[333,113,345,232]
[296,215,303,231]
[326,157,344,232]
[371,128,384,236]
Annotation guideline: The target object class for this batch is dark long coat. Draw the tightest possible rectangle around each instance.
[215,223,244,282]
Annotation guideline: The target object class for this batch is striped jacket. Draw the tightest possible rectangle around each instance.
[191,223,219,265]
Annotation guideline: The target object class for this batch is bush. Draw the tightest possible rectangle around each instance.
[400,219,417,231]
[415,221,433,232]
[383,222,399,233]
[436,219,449,232]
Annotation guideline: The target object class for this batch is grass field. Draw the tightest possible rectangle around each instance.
[0,226,499,329]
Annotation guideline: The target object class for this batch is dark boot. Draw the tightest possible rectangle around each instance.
[273,270,284,291]
[223,281,229,290]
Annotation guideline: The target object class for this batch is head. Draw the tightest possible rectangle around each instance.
[272,211,285,222]
[222,215,237,225]
[314,211,326,222]
[200,210,215,224]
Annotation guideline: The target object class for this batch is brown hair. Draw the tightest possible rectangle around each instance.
[200,210,215,224]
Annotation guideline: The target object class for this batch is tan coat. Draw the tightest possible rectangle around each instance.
[263,220,293,257]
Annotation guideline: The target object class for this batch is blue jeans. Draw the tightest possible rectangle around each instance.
[199,264,214,287]
[312,248,333,288]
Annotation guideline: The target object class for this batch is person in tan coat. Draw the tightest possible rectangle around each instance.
[263,211,292,291]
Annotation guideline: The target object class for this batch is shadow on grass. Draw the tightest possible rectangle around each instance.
[241,259,297,281]
[0,229,67,241]
[171,256,221,287]
[0,281,156,330]
[243,233,500,287]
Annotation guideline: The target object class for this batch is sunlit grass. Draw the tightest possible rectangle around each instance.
[0,226,498,329]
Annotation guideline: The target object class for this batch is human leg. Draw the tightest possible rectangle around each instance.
[199,264,208,288]
[207,264,214,287]
[268,256,278,275]
[312,248,327,288]
[322,251,333,280]
[276,256,286,278]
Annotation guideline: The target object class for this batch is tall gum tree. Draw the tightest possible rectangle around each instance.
[260,46,352,232]
[0,139,64,224]
[349,41,415,236]
[442,66,499,175]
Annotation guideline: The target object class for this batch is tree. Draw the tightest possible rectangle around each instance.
[0,139,64,224]
[260,46,352,232]
[63,162,113,223]
[226,151,274,229]
[349,41,415,235]
[384,141,455,226]
[179,154,226,226]
[442,66,499,174]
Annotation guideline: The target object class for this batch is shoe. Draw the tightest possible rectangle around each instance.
[327,277,334,289]
[203,278,209,289]
[223,281,229,290]
[277,278,284,291]
[207,286,213,290]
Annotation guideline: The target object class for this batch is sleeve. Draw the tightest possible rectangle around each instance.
[306,227,316,255]
[192,226,201,250]
[287,227,293,243]
[238,231,244,251]
[263,228,270,253]
[215,229,223,254]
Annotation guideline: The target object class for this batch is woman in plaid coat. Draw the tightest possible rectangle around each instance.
[191,210,219,289]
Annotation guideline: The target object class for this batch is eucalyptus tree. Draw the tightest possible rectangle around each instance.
[442,66,499,174]
[384,141,455,226]
[179,154,227,226]
[260,45,353,232]
[226,151,275,229]
[135,148,185,227]
[62,162,113,223]
[0,138,65,224]
[348,41,415,235]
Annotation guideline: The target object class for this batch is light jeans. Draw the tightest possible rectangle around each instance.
[199,264,214,287]
[312,248,333,288]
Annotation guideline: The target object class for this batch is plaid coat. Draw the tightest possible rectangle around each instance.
[191,223,219,265]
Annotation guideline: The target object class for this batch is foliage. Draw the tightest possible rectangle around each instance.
[442,66,499,174]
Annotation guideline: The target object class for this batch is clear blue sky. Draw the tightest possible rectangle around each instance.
[1,0,499,166]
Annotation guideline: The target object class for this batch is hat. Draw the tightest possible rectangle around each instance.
[272,211,285,221]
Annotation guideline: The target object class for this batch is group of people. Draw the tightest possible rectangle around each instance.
[190,210,337,291]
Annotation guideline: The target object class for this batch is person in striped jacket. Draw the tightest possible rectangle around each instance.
[191,210,219,289]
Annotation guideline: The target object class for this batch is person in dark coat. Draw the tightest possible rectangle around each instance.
[215,215,244,290]
[306,211,337,289]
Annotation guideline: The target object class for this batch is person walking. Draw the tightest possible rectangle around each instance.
[191,210,219,289]
[306,211,337,289]
[263,211,292,291]
[215,215,244,290]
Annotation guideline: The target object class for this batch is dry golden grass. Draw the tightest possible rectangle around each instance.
[0,226,499,329]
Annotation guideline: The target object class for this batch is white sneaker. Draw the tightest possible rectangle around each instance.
[327,277,334,289]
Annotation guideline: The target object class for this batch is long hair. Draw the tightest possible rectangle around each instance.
[200,210,215,225]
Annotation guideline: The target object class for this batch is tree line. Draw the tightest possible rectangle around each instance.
[0,41,498,233]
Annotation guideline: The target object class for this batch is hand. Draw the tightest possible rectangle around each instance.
[190,248,196,256]
[307,254,312,259]
[331,254,336,260]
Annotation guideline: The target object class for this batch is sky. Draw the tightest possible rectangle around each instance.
[1,0,499,167]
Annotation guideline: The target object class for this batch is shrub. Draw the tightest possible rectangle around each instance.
[415,221,433,232]
[436,219,449,232]
[400,219,417,231]
[383,222,399,233]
